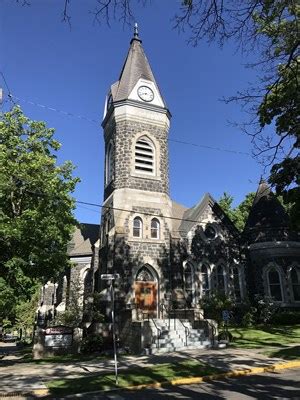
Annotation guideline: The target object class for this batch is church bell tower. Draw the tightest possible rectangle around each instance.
[100,25,172,317]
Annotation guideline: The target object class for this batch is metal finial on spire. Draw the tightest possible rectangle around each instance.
[259,176,266,184]
[134,22,139,39]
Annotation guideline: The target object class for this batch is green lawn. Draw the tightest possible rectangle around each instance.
[229,325,300,360]
[46,360,222,396]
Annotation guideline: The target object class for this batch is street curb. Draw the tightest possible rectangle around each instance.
[1,360,300,398]
[125,359,300,391]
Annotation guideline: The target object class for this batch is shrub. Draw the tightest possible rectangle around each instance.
[255,295,278,324]
[241,309,256,327]
[80,334,103,353]
[271,311,300,325]
[200,293,233,325]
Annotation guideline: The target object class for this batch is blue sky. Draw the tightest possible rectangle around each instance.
[1,1,264,224]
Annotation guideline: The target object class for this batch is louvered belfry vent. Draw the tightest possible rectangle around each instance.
[135,137,154,174]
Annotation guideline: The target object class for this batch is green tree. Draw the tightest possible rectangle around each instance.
[218,192,235,221]
[234,192,256,232]
[0,277,15,322]
[15,287,40,340]
[0,107,79,323]
[219,192,256,232]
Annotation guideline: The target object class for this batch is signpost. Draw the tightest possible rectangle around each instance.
[101,273,120,386]
[222,310,231,340]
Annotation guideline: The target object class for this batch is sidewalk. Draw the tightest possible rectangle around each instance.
[0,346,299,398]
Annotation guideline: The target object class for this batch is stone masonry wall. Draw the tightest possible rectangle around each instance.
[104,119,169,199]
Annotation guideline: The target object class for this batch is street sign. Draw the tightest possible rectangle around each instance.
[101,273,120,280]
[222,310,230,322]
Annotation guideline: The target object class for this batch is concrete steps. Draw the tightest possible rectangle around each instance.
[147,318,213,354]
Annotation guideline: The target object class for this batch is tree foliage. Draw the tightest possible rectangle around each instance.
[219,192,256,231]
[218,190,293,231]
[15,287,40,339]
[0,107,79,323]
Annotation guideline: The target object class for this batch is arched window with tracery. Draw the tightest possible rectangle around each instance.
[268,268,283,301]
[106,142,114,184]
[291,267,300,301]
[133,217,143,238]
[201,264,210,298]
[231,266,241,301]
[136,267,155,282]
[135,136,155,175]
[184,263,195,305]
[151,218,160,239]
[217,265,226,294]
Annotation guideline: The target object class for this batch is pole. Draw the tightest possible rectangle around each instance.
[111,279,118,386]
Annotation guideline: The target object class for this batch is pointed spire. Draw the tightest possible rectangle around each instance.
[253,177,271,206]
[109,26,167,108]
[244,177,289,232]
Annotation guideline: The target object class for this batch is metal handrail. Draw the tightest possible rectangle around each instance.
[205,318,217,346]
[145,313,161,349]
[160,302,170,330]
[178,318,190,346]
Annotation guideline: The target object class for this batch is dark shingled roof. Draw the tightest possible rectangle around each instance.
[177,193,239,236]
[110,36,167,107]
[244,179,289,231]
[68,223,100,257]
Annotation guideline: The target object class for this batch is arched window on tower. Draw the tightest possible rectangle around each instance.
[106,142,114,184]
[201,264,210,298]
[268,268,283,301]
[290,267,300,301]
[151,218,160,239]
[135,136,155,175]
[184,263,195,305]
[133,217,143,238]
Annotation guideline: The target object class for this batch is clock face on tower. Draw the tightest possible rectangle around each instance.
[137,85,154,102]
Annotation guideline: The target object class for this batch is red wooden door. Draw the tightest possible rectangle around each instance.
[134,282,157,317]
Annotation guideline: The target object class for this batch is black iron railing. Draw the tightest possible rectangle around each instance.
[177,318,190,346]
[143,312,161,349]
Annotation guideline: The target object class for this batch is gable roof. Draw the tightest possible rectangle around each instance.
[177,193,239,236]
[68,223,100,257]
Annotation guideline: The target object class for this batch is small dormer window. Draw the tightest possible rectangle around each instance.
[135,137,154,175]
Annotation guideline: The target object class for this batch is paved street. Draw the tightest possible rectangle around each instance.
[68,369,300,400]
[1,342,300,399]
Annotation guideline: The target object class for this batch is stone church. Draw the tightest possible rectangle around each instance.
[39,28,300,353]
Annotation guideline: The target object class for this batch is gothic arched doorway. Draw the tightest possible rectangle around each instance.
[134,266,158,318]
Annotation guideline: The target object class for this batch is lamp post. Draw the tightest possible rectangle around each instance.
[101,273,120,386]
